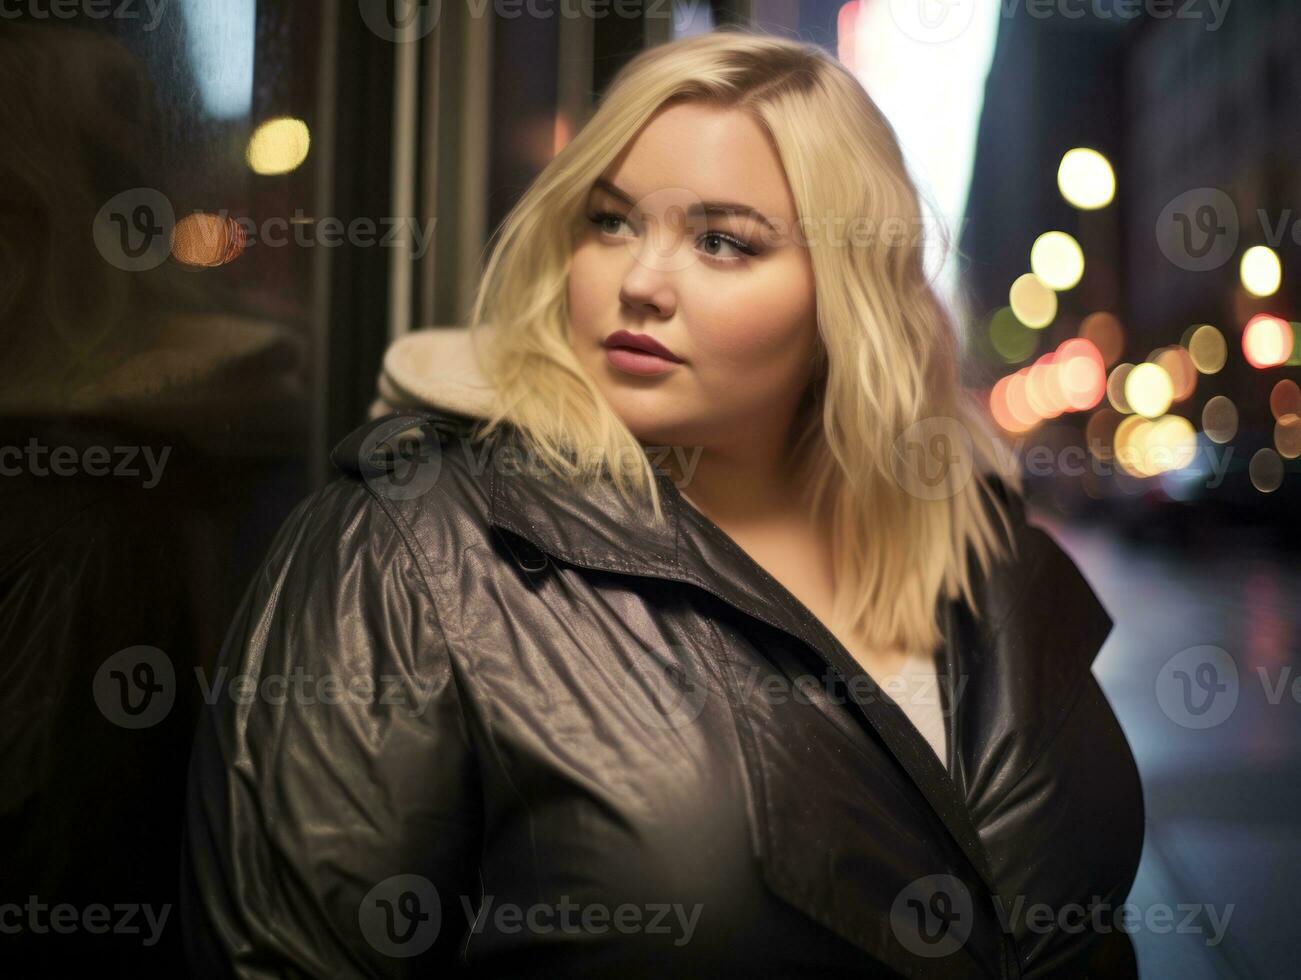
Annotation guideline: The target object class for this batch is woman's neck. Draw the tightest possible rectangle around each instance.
[661,426,814,529]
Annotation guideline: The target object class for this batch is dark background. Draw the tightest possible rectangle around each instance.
[1,1,1296,976]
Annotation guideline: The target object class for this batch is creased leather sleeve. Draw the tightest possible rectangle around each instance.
[180,478,483,978]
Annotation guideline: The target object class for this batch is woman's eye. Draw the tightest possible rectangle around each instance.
[698,231,756,262]
[588,211,632,236]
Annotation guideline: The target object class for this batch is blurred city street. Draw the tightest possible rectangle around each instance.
[1052,515,1300,978]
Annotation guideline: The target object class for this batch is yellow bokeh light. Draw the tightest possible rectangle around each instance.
[1124,362,1173,418]
[1115,415,1196,477]
[1114,415,1150,477]
[1030,231,1085,291]
[1186,324,1227,374]
[247,117,312,176]
[1240,245,1282,297]
[1147,415,1198,474]
[1009,274,1057,328]
[1057,148,1115,210]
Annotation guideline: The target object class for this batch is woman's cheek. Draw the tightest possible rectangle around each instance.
[567,244,610,341]
[687,272,815,370]
[692,292,811,372]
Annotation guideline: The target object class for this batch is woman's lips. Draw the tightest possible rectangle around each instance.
[604,346,682,376]
[601,330,684,377]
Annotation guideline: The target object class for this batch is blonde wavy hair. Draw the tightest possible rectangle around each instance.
[464,27,1021,655]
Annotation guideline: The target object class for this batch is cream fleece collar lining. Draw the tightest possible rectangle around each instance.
[370,326,496,421]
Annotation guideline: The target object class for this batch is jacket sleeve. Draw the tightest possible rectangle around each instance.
[180,478,483,978]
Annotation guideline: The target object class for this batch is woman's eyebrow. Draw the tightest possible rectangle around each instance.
[591,177,778,233]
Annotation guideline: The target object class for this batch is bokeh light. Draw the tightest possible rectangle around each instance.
[990,371,1038,434]
[1185,324,1227,374]
[171,212,246,267]
[1113,415,1149,477]
[1124,362,1174,418]
[1115,415,1197,477]
[1242,314,1294,368]
[1056,338,1107,410]
[1057,148,1115,210]
[988,306,1039,361]
[1009,274,1057,328]
[1249,448,1284,492]
[1239,245,1282,298]
[1030,231,1085,290]
[1153,346,1197,402]
[1086,408,1122,462]
[1107,363,1136,414]
[246,117,312,175]
[1202,395,1238,444]
[1080,312,1125,366]
[1270,379,1301,422]
[1277,416,1301,459]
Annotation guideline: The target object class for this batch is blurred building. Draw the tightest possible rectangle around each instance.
[961,0,1299,529]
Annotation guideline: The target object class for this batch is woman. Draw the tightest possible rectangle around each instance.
[181,29,1144,979]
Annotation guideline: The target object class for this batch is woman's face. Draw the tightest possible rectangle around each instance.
[567,101,818,452]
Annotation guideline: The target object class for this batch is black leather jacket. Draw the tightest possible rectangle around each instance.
[180,408,1145,978]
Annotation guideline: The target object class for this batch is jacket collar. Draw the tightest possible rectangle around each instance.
[486,420,834,661]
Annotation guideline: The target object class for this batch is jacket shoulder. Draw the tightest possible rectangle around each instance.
[970,474,1114,668]
[325,410,497,559]
[329,408,487,476]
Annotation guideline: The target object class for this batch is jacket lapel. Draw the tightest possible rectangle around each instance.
[484,426,1008,911]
